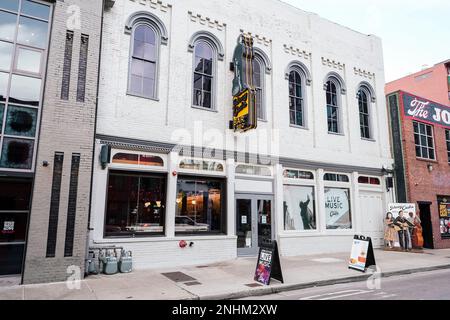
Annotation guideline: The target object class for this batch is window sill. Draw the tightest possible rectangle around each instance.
[361,137,376,142]
[415,157,438,163]
[328,131,344,136]
[191,105,218,113]
[126,92,159,102]
[93,235,236,243]
[289,124,308,130]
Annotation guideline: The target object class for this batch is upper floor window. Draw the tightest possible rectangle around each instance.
[445,129,450,163]
[358,88,370,139]
[289,70,304,127]
[253,55,265,120]
[125,11,168,100]
[413,121,435,160]
[326,79,340,133]
[193,41,214,109]
[128,24,158,99]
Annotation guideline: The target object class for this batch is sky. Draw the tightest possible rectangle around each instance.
[280,0,450,82]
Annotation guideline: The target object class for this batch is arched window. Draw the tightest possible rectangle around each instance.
[193,41,214,109]
[253,55,265,120]
[289,70,304,126]
[358,87,370,139]
[125,11,168,100]
[326,79,341,133]
[128,24,158,99]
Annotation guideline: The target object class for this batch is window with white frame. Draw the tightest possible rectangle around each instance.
[413,121,435,160]
[253,55,265,120]
[128,23,159,99]
[358,87,371,139]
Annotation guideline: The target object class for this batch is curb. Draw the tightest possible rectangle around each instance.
[194,263,450,300]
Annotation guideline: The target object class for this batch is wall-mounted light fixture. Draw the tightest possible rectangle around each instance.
[427,163,433,172]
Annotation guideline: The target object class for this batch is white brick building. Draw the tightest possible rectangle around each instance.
[90,0,395,269]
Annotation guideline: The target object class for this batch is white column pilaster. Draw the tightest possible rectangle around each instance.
[316,168,325,233]
[165,152,179,238]
[226,158,235,236]
[274,163,284,240]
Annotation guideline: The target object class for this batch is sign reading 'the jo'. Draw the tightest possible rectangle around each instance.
[402,92,450,129]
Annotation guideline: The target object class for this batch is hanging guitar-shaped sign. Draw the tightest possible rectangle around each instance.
[230,34,257,132]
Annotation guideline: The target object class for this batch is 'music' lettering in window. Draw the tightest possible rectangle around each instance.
[324,187,352,230]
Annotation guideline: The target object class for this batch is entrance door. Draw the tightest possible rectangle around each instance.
[418,202,434,249]
[236,195,273,256]
[0,179,32,275]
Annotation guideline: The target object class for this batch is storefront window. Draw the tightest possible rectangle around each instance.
[324,173,349,182]
[439,200,450,239]
[358,176,380,185]
[235,164,271,176]
[112,152,164,167]
[283,169,314,180]
[104,171,166,237]
[175,176,225,234]
[179,158,224,172]
[283,185,316,230]
[324,187,352,229]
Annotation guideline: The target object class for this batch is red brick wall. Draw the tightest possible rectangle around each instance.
[386,63,450,106]
[399,92,450,249]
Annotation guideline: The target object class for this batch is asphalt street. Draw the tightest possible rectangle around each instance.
[241,269,450,300]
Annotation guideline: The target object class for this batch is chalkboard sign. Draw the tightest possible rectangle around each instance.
[254,240,284,285]
[348,235,376,272]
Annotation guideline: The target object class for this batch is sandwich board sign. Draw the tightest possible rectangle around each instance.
[348,235,376,272]
[254,240,284,285]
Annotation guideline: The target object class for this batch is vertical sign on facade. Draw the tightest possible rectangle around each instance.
[232,34,257,132]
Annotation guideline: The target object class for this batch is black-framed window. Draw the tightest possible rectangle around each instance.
[104,171,166,237]
[446,129,450,163]
[358,88,371,139]
[289,70,304,126]
[175,175,226,235]
[193,41,214,109]
[413,121,435,160]
[326,80,340,133]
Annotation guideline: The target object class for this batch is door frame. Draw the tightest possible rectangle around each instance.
[418,201,434,249]
[235,194,274,256]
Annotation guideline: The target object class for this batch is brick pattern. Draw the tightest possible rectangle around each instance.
[23,0,102,284]
[64,153,80,257]
[61,31,74,101]
[46,152,64,258]
[397,92,450,249]
[76,35,89,103]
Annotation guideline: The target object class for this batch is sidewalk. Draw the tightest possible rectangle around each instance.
[1,249,450,300]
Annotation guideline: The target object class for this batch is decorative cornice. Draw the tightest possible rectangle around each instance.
[321,57,345,71]
[240,30,271,47]
[283,44,311,60]
[353,67,375,80]
[188,11,226,31]
[129,0,171,12]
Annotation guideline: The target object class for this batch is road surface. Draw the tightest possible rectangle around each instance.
[241,269,450,300]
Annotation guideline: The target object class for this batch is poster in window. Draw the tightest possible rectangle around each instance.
[283,185,316,230]
[325,187,352,229]
[439,203,450,238]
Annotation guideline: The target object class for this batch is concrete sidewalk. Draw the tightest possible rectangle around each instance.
[1,249,450,300]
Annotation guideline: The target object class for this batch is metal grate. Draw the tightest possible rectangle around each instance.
[162,272,196,282]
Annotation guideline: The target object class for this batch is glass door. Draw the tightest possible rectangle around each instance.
[236,195,273,256]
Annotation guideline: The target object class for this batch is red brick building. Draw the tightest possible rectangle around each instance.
[386,60,450,249]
